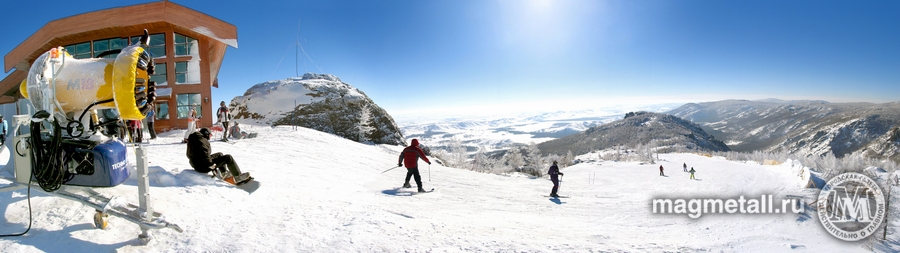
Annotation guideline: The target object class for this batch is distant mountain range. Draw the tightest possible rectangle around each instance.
[399,104,682,154]
[537,111,730,156]
[229,73,404,145]
[666,99,900,163]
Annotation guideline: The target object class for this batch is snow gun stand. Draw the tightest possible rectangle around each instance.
[0,116,182,243]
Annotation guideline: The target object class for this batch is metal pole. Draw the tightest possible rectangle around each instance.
[136,144,153,242]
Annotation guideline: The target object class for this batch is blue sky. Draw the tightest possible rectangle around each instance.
[1,0,898,119]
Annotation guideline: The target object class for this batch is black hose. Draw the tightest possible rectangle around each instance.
[30,114,65,192]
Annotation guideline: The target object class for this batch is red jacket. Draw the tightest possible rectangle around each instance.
[399,139,430,168]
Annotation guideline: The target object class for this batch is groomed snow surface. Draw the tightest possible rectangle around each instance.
[0,125,887,252]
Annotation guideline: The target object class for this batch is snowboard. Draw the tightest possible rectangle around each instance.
[222,172,261,194]
[235,179,261,194]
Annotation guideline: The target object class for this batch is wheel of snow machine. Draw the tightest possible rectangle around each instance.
[93,210,109,229]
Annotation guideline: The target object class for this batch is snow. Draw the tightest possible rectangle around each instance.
[0,125,882,252]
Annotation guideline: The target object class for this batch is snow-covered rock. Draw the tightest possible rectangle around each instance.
[230,73,404,145]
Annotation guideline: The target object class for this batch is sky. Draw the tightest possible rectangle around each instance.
[1,0,898,119]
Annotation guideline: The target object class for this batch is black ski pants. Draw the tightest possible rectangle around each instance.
[405,167,423,190]
[550,174,559,196]
[212,152,241,177]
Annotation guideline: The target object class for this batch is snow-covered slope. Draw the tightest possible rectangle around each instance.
[0,125,883,252]
[230,73,404,145]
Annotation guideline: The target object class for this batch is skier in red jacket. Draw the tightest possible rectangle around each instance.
[398,139,431,192]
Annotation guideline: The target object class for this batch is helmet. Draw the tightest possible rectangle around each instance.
[199,128,211,139]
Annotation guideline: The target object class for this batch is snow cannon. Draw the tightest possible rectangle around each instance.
[15,30,158,192]
[0,31,182,241]
[21,29,157,138]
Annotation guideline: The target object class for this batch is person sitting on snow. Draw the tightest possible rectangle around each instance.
[230,122,245,140]
[186,128,251,184]
[398,139,431,192]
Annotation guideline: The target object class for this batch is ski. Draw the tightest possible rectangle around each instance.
[544,195,570,198]
[412,188,435,194]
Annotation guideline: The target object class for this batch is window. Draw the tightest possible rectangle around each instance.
[150,63,167,86]
[92,38,128,58]
[156,102,169,120]
[64,42,92,59]
[175,62,187,84]
[174,33,197,56]
[175,61,200,84]
[131,33,166,58]
[176,93,201,119]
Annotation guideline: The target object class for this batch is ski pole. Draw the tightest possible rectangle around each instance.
[428,164,431,182]
[381,166,400,174]
[559,174,563,195]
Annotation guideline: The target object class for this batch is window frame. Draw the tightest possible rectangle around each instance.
[175,93,202,119]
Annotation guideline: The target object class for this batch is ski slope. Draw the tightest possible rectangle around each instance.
[0,125,884,252]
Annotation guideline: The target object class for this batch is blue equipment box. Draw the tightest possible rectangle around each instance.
[64,140,130,187]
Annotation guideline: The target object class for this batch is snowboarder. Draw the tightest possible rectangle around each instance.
[217,101,231,142]
[689,167,696,180]
[398,139,431,192]
[659,165,665,176]
[186,128,251,184]
[182,107,197,143]
[683,163,687,172]
[548,161,564,198]
[230,122,246,140]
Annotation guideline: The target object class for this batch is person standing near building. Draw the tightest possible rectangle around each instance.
[145,104,157,140]
[0,115,7,146]
[217,101,231,142]
[183,107,197,143]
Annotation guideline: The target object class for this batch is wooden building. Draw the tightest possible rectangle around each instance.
[0,1,237,132]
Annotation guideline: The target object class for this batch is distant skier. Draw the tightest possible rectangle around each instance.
[398,139,431,192]
[217,101,231,141]
[689,167,696,180]
[548,161,564,198]
[659,165,665,176]
[186,128,251,184]
[683,163,687,172]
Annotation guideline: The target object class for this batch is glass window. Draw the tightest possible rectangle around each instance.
[64,42,92,59]
[174,33,197,56]
[176,93,201,119]
[175,62,187,84]
[150,63,167,86]
[131,33,166,58]
[93,38,129,58]
[156,102,169,120]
